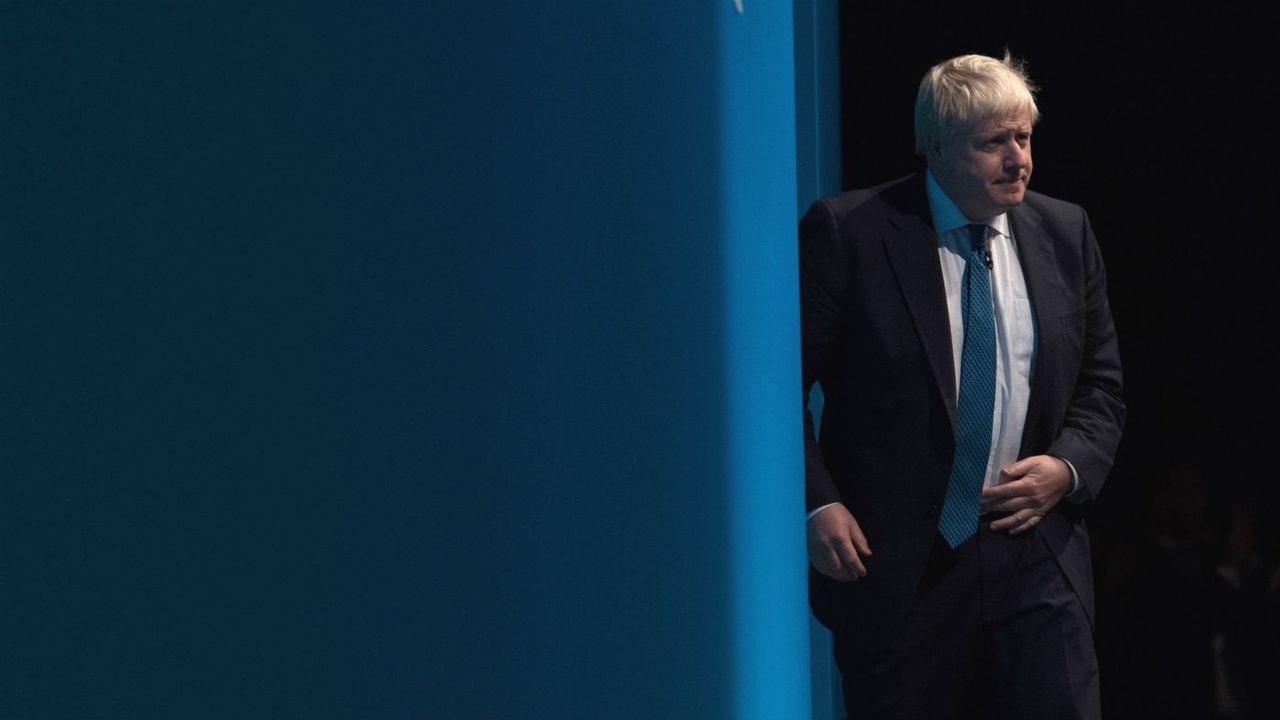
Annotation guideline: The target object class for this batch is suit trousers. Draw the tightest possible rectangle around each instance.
[832,520,1100,720]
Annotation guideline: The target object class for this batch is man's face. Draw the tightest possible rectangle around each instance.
[930,110,1033,220]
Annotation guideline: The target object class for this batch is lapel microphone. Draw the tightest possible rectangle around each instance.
[983,250,993,270]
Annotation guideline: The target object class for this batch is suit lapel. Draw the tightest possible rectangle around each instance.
[879,183,1067,433]
[881,178,957,423]
[1009,199,1061,453]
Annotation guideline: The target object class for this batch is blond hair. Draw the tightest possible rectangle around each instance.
[914,52,1040,155]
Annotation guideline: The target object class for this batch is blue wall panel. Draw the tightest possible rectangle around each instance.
[3,2,808,718]
[720,5,811,720]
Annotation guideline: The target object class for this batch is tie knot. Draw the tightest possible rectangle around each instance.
[967,224,988,253]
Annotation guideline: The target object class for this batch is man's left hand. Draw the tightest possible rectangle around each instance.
[980,455,1072,534]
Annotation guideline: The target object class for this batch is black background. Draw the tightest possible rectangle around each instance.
[839,4,1279,716]
[839,0,1278,517]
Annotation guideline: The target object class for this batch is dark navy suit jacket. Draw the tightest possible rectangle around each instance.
[801,173,1125,657]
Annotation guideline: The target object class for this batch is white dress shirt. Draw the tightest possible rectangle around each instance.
[925,170,1036,491]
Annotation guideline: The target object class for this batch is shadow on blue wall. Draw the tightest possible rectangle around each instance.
[2,3,741,718]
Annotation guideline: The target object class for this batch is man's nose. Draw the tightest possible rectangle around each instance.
[1003,143,1029,170]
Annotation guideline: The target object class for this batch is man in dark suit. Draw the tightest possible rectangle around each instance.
[801,53,1124,719]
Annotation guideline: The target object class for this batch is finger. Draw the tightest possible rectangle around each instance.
[988,511,1023,532]
[808,541,839,576]
[818,546,857,582]
[848,522,873,558]
[818,562,855,582]
[1006,514,1042,534]
[990,511,1041,533]
[982,481,1027,501]
[1002,456,1038,478]
[983,479,1025,497]
[835,536,867,578]
[981,495,1027,514]
[823,546,845,575]
[994,491,1045,510]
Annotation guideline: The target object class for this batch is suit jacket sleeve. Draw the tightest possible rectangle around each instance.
[799,198,848,512]
[1045,208,1125,503]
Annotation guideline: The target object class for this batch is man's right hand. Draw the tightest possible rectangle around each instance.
[806,503,872,582]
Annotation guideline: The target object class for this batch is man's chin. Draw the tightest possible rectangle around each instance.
[996,188,1026,209]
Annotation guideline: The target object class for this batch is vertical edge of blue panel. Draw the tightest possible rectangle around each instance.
[717,4,811,720]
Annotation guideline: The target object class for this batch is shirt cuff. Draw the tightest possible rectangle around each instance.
[1051,454,1083,501]
[806,502,841,521]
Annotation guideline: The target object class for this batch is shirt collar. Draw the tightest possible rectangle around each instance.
[925,169,1011,241]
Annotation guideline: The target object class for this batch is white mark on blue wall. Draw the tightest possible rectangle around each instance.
[733,0,743,14]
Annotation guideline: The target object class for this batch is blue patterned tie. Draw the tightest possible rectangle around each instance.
[938,223,997,548]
